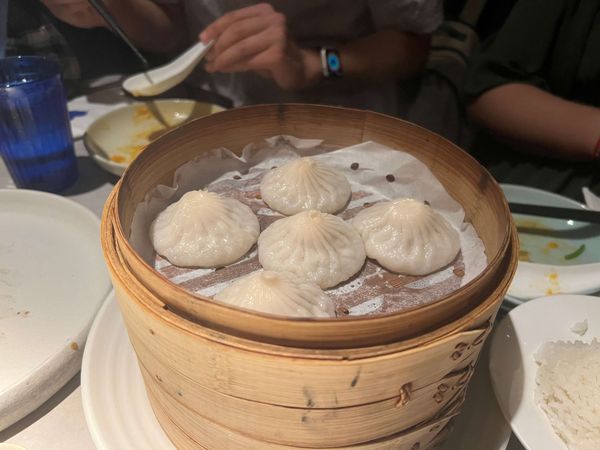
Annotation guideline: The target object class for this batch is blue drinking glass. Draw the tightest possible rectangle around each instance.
[0,56,78,192]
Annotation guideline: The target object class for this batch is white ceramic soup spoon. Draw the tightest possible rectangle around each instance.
[507,260,600,300]
[122,40,214,97]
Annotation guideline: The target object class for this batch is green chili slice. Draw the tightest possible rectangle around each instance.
[564,244,586,261]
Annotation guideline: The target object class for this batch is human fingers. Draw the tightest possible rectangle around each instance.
[209,40,287,74]
[206,13,285,67]
[207,12,284,59]
[200,2,274,43]
[206,27,280,72]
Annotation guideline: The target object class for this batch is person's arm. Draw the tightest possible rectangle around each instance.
[468,83,600,160]
[200,3,430,91]
[41,0,187,53]
[340,28,430,83]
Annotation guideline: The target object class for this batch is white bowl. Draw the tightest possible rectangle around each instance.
[83,99,224,176]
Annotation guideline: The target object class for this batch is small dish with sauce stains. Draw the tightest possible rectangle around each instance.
[501,184,600,304]
[83,99,224,176]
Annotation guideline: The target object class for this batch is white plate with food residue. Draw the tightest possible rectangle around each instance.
[501,184,600,305]
[83,99,224,176]
[0,189,111,431]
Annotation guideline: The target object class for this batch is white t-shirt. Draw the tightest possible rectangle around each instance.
[161,0,443,114]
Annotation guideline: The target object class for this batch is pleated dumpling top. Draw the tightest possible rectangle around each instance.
[260,157,351,215]
[214,270,336,318]
[258,210,365,288]
[150,190,259,267]
[352,198,460,276]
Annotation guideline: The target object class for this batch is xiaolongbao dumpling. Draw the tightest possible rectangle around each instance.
[214,271,336,318]
[260,157,351,215]
[352,198,460,275]
[150,190,259,267]
[258,210,365,288]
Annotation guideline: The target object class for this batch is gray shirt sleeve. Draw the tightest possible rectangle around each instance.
[368,0,443,34]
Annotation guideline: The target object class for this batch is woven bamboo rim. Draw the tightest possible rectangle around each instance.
[108,104,515,348]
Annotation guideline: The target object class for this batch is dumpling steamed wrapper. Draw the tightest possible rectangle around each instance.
[260,157,351,215]
[150,190,259,267]
[352,198,460,275]
[214,270,336,318]
[258,210,365,288]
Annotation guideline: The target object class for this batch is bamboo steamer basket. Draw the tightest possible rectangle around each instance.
[102,197,517,448]
[99,104,518,449]
[110,104,514,348]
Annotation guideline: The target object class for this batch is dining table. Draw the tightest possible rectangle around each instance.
[2,79,598,450]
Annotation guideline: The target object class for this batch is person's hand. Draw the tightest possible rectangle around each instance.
[41,0,106,28]
[200,3,320,91]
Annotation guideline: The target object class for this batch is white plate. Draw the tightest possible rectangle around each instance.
[489,294,600,450]
[82,293,510,450]
[0,189,111,430]
[500,184,600,305]
[81,293,175,450]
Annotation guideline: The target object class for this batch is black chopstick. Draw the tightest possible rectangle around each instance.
[87,0,151,73]
[509,202,600,224]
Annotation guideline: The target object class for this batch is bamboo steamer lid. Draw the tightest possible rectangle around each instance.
[109,104,514,348]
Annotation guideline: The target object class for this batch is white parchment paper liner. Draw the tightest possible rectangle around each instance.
[130,136,487,316]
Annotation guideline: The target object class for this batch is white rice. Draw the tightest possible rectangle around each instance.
[535,339,600,450]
